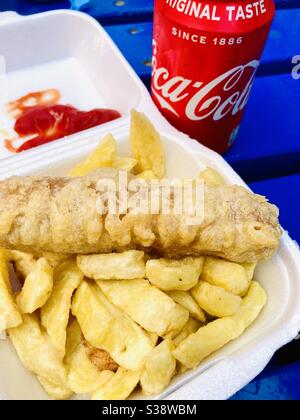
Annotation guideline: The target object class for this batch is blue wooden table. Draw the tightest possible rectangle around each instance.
[0,0,299,401]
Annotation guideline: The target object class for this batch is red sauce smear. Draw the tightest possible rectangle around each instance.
[5,90,121,153]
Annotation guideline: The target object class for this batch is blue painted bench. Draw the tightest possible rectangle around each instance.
[0,0,299,401]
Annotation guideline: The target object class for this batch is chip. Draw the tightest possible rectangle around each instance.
[232,281,267,332]
[191,281,241,318]
[173,317,239,369]
[41,260,83,354]
[72,281,154,370]
[16,257,53,314]
[77,250,145,280]
[198,168,226,186]
[65,319,82,363]
[130,110,165,178]
[113,157,137,171]
[38,376,73,400]
[243,262,257,282]
[167,291,206,322]
[8,314,71,397]
[0,251,22,332]
[201,257,249,296]
[148,332,159,346]
[67,341,114,394]
[98,279,189,337]
[146,257,204,291]
[239,262,257,296]
[6,250,36,280]
[174,282,267,369]
[136,170,157,180]
[91,368,140,400]
[140,339,176,396]
[69,134,116,177]
[172,318,202,347]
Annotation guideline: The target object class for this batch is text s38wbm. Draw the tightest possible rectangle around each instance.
[101,403,197,417]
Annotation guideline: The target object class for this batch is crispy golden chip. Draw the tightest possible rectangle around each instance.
[38,376,73,400]
[191,281,241,318]
[232,281,267,332]
[130,110,165,179]
[77,250,145,280]
[69,134,116,177]
[98,279,189,337]
[0,252,22,332]
[198,168,226,186]
[16,257,53,314]
[91,367,140,400]
[136,170,157,180]
[239,262,257,296]
[146,257,204,292]
[140,339,176,396]
[67,342,114,394]
[72,281,112,345]
[65,319,82,363]
[113,157,137,171]
[167,291,206,322]
[201,257,249,296]
[72,281,154,370]
[176,362,189,375]
[243,262,257,281]
[8,314,71,395]
[174,282,267,369]
[65,318,116,396]
[89,370,115,397]
[173,317,239,369]
[42,252,72,269]
[6,250,36,280]
[172,318,202,347]
[41,260,83,354]
[0,248,9,260]
[149,332,159,346]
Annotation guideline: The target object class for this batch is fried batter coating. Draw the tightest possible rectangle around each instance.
[83,339,118,372]
[0,169,281,263]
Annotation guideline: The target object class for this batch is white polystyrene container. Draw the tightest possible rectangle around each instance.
[0,10,299,401]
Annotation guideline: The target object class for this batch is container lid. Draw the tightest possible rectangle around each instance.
[0,10,172,163]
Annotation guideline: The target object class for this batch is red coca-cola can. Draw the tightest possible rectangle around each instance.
[151,0,275,153]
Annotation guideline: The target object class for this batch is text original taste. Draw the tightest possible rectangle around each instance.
[165,0,268,21]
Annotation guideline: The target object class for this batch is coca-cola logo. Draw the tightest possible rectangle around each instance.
[152,40,260,121]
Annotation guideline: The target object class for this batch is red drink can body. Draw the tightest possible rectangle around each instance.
[151,0,275,153]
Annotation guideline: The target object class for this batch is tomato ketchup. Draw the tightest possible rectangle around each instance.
[5,90,121,153]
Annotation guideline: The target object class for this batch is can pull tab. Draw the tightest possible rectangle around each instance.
[0,12,21,24]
